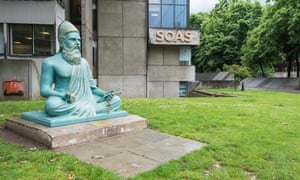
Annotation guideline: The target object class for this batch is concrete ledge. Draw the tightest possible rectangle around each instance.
[5,115,147,149]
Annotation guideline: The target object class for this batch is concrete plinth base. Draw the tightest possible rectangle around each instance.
[5,115,147,149]
[21,110,128,127]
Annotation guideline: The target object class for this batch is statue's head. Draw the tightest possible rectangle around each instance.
[58,21,80,51]
[58,21,82,64]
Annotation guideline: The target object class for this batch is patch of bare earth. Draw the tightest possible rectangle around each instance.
[204,160,222,176]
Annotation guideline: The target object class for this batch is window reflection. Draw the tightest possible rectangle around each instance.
[149,5,161,27]
[148,0,188,28]
[149,0,160,3]
[162,5,174,28]
[177,0,187,5]
[10,24,54,56]
[11,24,32,55]
[162,0,173,4]
[175,5,187,27]
[34,25,55,55]
[179,81,188,97]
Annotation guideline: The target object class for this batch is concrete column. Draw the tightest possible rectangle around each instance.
[81,0,93,67]
[97,0,147,98]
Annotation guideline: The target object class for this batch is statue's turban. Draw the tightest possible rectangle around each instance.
[58,21,79,42]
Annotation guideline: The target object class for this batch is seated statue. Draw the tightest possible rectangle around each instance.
[40,21,121,118]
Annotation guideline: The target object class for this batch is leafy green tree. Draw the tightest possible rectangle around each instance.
[264,0,300,77]
[242,0,300,77]
[192,0,263,73]
[241,18,281,77]
[190,12,209,68]
[223,64,251,90]
[190,12,209,30]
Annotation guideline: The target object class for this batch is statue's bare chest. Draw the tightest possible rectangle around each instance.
[53,61,73,79]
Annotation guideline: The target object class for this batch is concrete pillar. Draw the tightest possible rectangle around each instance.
[81,0,93,67]
[97,0,147,98]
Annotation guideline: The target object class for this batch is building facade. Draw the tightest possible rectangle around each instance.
[0,0,199,100]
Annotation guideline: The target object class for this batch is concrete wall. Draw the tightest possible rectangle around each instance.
[0,0,65,100]
[148,45,195,98]
[55,2,66,52]
[196,81,235,89]
[0,59,41,100]
[0,0,57,24]
[148,66,195,82]
[148,82,179,98]
[0,0,64,52]
[148,46,179,65]
[98,0,147,98]
[81,0,93,66]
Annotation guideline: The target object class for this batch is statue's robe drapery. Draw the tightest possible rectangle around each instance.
[45,59,120,118]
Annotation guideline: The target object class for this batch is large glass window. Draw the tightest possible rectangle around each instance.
[149,5,161,27]
[175,5,187,27]
[10,24,55,56]
[34,25,54,55]
[11,24,32,55]
[0,24,4,54]
[162,5,174,28]
[149,0,188,28]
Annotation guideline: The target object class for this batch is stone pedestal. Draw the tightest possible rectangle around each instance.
[21,110,128,127]
[5,115,147,149]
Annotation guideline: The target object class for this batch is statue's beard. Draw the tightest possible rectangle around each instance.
[61,46,82,65]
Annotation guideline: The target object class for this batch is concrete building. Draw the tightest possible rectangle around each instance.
[0,0,199,100]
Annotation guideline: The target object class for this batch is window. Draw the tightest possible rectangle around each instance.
[149,5,161,27]
[34,25,55,55]
[179,81,188,97]
[0,24,4,54]
[179,46,191,65]
[11,24,33,55]
[149,0,188,28]
[10,24,55,56]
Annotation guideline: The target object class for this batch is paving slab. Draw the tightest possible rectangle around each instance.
[131,134,205,163]
[57,129,207,177]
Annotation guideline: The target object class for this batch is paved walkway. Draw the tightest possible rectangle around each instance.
[4,115,207,177]
[57,129,206,177]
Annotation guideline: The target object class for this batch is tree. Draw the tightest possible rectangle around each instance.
[189,12,209,68]
[189,12,209,30]
[223,64,251,90]
[192,0,263,73]
[265,0,300,77]
[242,0,300,78]
[241,18,282,77]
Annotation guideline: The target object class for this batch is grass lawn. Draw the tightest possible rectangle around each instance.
[0,89,299,179]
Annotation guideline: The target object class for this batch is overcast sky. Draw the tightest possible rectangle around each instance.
[190,0,267,14]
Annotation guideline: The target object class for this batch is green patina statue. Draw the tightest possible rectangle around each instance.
[41,21,121,117]
[21,21,127,127]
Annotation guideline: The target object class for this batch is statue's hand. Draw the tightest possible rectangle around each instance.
[103,90,121,102]
[63,92,76,103]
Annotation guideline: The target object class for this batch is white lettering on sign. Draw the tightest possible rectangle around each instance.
[149,28,200,45]
[156,30,192,43]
